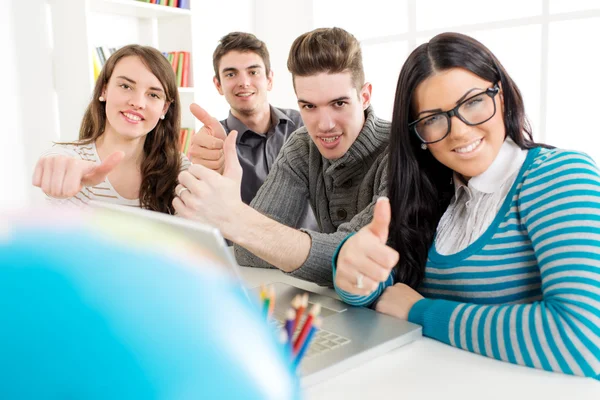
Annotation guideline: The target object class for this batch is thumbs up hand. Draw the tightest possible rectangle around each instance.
[173,130,245,239]
[334,197,400,296]
[32,151,124,199]
[188,103,229,174]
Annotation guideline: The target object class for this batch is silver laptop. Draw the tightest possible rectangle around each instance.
[88,201,422,387]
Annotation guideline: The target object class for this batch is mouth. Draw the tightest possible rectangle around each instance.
[121,111,144,123]
[236,91,255,98]
[453,138,483,154]
[318,135,342,149]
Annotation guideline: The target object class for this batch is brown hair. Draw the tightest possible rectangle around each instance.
[287,27,365,90]
[75,44,181,214]
[212,32,271,82]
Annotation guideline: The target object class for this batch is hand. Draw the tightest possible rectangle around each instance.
[174,130,245,239]
[32,151,124,199]
[188,103,228,174]
[374,283,424,320]
[335,197,400,296]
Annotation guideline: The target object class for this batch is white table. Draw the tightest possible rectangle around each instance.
[239,267,600,400]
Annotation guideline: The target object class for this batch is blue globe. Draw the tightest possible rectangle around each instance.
[0,212,299,399]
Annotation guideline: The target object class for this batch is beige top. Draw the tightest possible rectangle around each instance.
[41,141,190,208]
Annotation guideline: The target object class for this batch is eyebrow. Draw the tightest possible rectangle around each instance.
[297,96,351,105]
[221,64,263,74]
[417,88,483,117]
[115,76,164,92]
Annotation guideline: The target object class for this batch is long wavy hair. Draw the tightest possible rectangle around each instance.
[75,44,181,214]
[388,32,546,288]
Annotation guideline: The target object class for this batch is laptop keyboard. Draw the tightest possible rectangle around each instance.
[271,314,351,360]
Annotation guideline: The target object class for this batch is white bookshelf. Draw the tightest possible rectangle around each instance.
[48,0,198,141]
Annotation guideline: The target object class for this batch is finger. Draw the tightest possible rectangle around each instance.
[82,151,124,187]
[365,245,400,276]
[336,267,379,296]
[62,160,85,197]
[367,196,391,244]
[223,130,242,182]
[173,196,191,218]
[189,103,227,140]
[50,157,68,197]
[178,170,213,196]
[190,130,224,149]
[32,158,44,187]
[184,163,222,186]
[40,158,55,196]
[189,146,223,162]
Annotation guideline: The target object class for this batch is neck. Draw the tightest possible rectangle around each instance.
[96,128,145,167]
[232,102,271,134]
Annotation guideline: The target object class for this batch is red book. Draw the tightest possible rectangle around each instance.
[181,52,190,87]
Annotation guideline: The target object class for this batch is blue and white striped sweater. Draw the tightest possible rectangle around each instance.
[333,147,600,378]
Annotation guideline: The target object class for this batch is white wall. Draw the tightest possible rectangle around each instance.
[254,0,313,110]
[1,0,58,210]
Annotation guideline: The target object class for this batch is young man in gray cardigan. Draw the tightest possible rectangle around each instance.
[174,27,390,287]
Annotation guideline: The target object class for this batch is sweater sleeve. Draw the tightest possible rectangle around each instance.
[408,149,600,378]
[235,139,388,287]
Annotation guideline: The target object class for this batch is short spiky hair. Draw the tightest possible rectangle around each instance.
[287,27,365,90]
[212,32,271,82]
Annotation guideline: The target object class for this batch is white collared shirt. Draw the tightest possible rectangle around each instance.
[435,137,528,255]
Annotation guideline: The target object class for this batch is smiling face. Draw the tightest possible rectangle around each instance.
[214,50,273,117]
[294,71,371,160]
[101,56,169,141]
[412,68,505,179]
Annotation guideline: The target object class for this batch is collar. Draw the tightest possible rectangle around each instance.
[225,105,292,144]
[324,106,389,180]
[454,137,528,195]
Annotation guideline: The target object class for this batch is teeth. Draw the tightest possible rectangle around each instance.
[237,93,253,97]
[123,112,141,121]
[455,139,482,154]
[321,136,339,143]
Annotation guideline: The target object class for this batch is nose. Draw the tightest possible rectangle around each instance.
[448,115,470,140]
[317,110,336,132]
[238,72,251,88]
[128,90,146,110]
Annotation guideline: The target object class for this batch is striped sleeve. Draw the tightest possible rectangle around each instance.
[408,149,600,378]
[332,233,395,307]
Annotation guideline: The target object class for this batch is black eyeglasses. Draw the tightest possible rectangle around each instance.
[409,85,500,144]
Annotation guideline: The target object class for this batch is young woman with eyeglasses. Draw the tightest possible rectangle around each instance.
[333,32,600,378]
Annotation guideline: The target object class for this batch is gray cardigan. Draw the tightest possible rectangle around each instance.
[234,106,390,286]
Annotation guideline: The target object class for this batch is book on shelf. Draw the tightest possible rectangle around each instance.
[136,0,190,9]
[179,128,194,155]
[91,48,191,88]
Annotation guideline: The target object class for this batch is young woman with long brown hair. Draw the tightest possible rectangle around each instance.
[33,44,189,214]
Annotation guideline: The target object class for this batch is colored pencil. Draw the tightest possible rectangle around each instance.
[294,303,321,354]
[293,318,321,369]
[293,293,309,334]
[284,308,296,346]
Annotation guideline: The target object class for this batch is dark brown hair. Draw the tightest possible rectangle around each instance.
[212,32,271,82]
[287,27,365,90]
[75,44,181,214]
[388,32,548,288]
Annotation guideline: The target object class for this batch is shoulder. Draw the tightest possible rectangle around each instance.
[41,141,96,161]
[180,153,191,171]
[273,106,304,129]
[525,147,599,181]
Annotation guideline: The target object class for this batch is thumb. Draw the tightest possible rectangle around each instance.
[189,103,227,140]
[223,130,242,183]
[367,196,391,244]
[81,151,124,186]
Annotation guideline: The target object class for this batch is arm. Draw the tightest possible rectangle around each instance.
[408,150,600,377]
[236,145,390,286]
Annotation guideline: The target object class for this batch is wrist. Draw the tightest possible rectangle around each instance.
[222,201,252,243]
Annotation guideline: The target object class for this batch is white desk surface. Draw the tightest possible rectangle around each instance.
[239,266,600,400]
